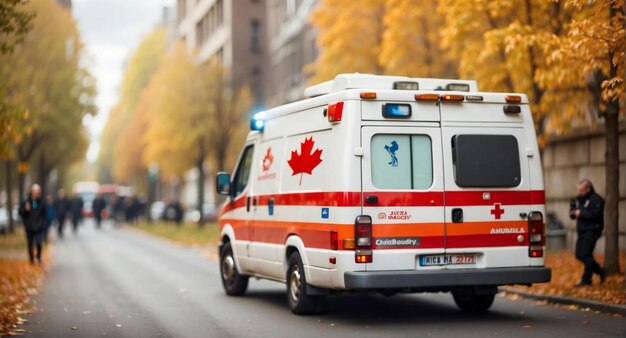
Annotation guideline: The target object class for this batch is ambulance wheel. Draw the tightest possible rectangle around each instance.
[452,289,495,313]
[220,242,248,296]
[286,252,326,315]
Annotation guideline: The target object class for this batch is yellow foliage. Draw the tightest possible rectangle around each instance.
[100,28,167,182]
[142,42,251,178]
[0,0,94,167]
[308,0,386,83]
[381,0,457,78]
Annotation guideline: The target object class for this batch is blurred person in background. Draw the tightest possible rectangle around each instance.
[54,189,70,238]
[18,184,46,264]
[44,195,55,243]
[93,193,106,228]
[70,192,84,234]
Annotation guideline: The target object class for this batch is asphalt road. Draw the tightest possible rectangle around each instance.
[24,220,626,338]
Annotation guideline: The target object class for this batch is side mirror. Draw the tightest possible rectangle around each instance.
[216,172,231,196]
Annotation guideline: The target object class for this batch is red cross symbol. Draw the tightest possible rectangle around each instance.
[490,203,504,220]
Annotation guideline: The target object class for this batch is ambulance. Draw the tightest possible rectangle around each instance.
[216,74,551,315]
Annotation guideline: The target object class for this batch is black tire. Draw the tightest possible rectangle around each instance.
[452,289,495,313]
[219,242,249,296]
[286,251,326,315]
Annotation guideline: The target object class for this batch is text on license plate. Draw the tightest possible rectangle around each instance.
[419,254,476,266]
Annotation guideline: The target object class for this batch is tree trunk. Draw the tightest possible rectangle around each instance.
[38,151,48,198]
[17,171,25,203]
[603,105,620,275]
[602,3,621,275]
[4,160,15,233]
[196,142,205,227]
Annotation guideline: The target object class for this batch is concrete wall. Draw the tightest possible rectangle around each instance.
[543,122,626,252]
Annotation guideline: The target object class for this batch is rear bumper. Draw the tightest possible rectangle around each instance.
[344,267,551,289]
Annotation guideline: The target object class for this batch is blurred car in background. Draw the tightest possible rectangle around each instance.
[0,207,9,233]
[98,184,119,219]
[185,203,217,223]
[0,206,18,234]
[73,181,100,217]
[150,201,165,221]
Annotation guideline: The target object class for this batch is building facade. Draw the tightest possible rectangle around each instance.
[265,0,318,107]
[176,0,267,106]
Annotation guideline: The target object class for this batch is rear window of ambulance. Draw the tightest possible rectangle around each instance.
[371,134,433,190]
[452,135,521,187]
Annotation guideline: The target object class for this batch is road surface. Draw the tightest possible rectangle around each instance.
[24,220,626,337]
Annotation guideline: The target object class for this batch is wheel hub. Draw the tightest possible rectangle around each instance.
[290,265,301,302]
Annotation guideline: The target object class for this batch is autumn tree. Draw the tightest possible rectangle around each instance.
[0,0,95,203]
[380,0,457,78]
[309,0,386,83]
[0,0,34,232]
[552,0,624,275]
[108,28,167,186]
[143,42,251,224]
[0,0,35,54]
[97,27,167,183]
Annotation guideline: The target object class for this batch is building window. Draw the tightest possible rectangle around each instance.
[251,19,261,53]
[177,0,187,24]
[196,16,205,47]
[216,0,224,27]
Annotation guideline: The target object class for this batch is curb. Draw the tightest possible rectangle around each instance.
[500,287,626,316]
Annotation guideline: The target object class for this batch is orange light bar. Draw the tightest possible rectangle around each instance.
[343,238,355,250]
[441,94,464,102]
[415,93,439,101]
[360,92,377,99]
[505,95,522,103]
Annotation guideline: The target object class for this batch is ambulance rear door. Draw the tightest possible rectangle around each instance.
[361,125,446,271]
[439,100,533,268]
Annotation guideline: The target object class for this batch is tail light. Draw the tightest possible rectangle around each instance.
[355,215,372,263]
[528,211,544,257]
[330,231,338,250]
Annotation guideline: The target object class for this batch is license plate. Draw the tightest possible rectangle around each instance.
[419,254,476,266]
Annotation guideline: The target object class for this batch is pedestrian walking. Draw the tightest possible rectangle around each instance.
[44,195,55,243]
[569,178,606,287]
[70,192,83,234]
[18,184,46,264]
[54,189,70,238]
[93,193,106,228]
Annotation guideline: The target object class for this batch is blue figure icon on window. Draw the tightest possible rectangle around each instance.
[384,141,399,167]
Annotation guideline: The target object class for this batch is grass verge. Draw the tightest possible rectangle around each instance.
[0,229,46,336]
[509,250,626,305]
[134,221,220,247]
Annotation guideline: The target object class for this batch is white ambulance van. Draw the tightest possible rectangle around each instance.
[216,74,551,314]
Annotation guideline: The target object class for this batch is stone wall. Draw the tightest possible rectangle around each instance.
[542,122,626,252]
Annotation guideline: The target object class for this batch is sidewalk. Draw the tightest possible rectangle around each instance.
[502,251,626,316]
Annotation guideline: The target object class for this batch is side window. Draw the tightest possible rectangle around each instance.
[371,134,433,190]
[232,145,255,196]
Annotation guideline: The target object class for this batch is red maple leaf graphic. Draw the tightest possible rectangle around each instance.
[262,147,273,172]
[287,136,323,185]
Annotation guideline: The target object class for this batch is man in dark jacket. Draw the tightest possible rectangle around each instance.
[569,179,605,286]
[54,189,70,238]
[18,184,46,264]
[70,192,84,234]
[92,193,106,228]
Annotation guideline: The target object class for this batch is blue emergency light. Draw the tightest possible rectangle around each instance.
[383,103,411,118]
[250,111,265,131]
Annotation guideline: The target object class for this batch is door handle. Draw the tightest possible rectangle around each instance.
[246,196,251,212]
[365,195,379,204]
[452,208,463,223]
